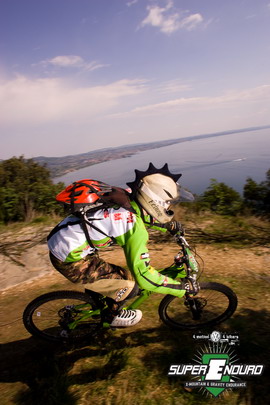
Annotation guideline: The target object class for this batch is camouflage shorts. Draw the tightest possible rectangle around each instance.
[49,252,130,284]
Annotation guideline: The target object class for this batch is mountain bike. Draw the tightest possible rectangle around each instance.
[23,230,238,343]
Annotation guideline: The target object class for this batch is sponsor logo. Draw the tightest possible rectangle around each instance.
[163,276,168,286]
[148,266,156,274]
[115,287,128,302]
[194,331,240,346]
[127,212,135,223]
[168,331,264,397]
[148,200,162,217]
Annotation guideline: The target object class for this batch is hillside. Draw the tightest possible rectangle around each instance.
[0,216,269,404]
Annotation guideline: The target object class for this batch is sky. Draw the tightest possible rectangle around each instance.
[1,0,270,159]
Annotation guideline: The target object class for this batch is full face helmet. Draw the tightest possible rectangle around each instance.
[127,163,182,223]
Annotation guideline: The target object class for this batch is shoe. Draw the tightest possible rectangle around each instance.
[110,309,142,327]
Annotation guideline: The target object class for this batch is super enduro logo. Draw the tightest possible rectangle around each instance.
[168,331,264,397]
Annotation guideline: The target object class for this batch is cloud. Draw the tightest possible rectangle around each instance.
[48,55,84,67]
[110,84,270,117]
[35,55,109,72]
[126,0,138,6]
[156,79,193,94]
[0,75,146,127]
[140,1,203,34]
[179,14,203,31]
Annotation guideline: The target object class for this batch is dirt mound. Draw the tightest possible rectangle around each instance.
[0,225,54,291]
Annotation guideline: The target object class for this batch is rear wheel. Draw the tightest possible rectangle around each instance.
[159,282,238,330]
[23,290,102,342]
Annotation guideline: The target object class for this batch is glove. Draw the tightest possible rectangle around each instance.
[166,221,183,235]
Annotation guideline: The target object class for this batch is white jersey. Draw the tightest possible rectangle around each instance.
[47,206,137,262]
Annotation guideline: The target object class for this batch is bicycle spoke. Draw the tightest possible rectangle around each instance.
[23,291,102,342]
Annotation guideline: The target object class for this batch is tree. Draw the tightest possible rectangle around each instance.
[0,156,64,223]
[200,179,243,215]
[243,169,270,215]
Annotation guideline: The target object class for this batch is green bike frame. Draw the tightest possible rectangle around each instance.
[68,234,199,331]
[67,266,187,330]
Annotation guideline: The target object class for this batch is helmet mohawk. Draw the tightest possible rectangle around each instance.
[127,162,182,197]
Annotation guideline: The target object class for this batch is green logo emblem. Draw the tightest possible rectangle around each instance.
[201,353,230,397]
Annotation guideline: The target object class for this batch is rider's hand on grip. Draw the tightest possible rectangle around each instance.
[167,221,184,235]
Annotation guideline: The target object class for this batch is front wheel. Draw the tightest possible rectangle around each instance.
[23,290,102,343]
[159,282,238,330]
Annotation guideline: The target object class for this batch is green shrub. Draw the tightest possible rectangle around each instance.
[0,156,64,223]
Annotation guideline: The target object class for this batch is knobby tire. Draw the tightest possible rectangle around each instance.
[23,290,101,343]
[158,282,238,330]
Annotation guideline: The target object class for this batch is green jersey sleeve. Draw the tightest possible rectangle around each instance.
[116,202,185,298]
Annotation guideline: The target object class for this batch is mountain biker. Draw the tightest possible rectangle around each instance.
[47,163,188,328]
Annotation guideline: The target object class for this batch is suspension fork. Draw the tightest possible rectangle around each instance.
[184,292,203,320]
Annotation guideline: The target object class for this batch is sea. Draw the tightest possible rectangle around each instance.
[55,128,270,195]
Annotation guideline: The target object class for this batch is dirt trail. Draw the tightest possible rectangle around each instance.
[1,239,269,291]
[1,222,269,293]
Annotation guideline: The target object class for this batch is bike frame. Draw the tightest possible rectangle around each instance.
[67,232,200,331]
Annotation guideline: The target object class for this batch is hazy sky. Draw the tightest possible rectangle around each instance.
[1,0,270,159]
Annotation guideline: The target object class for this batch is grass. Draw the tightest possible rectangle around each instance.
[0,214,61,233]
[172,206,270,248]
